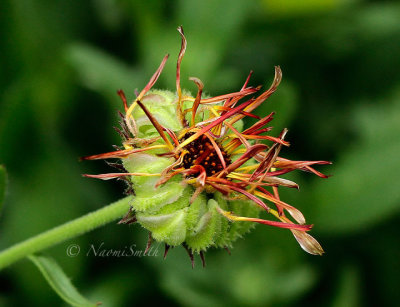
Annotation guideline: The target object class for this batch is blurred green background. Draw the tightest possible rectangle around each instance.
[1,0,400,306]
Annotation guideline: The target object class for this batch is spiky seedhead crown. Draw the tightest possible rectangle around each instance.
[82,26,330,267]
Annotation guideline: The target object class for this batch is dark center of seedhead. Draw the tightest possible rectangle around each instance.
[179,132,231,176]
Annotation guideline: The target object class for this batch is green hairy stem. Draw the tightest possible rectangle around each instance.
[0,196,133,270]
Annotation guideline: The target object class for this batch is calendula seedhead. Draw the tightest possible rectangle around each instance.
[83,26,330,267]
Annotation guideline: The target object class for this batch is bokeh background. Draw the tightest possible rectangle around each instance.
[1,0,400,306]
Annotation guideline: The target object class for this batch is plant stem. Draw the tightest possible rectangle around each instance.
[0,196,133,270]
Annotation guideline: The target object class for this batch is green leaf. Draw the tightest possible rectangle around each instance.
[0,165,7,214]
[28,254,99,307]
[309,95,400,234]
[65,43,142,99]
[332,264,361,307]
[261,0,340,17]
